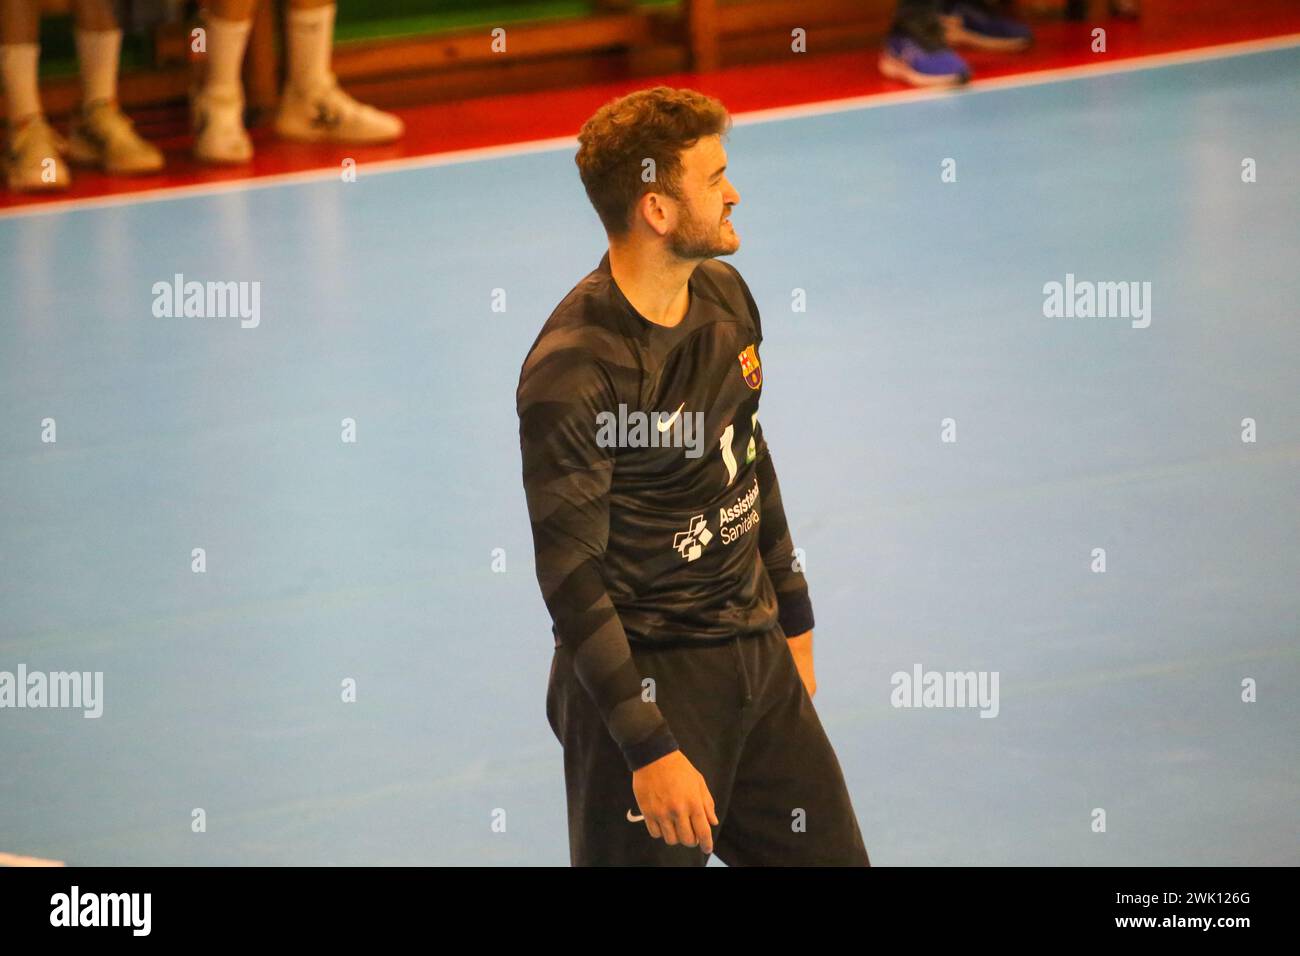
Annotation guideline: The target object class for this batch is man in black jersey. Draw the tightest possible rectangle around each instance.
[517,86,870,866]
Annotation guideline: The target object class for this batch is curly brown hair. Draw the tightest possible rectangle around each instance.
[575,86,732,237]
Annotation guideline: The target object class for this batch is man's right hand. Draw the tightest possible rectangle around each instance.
[631,750,719,854]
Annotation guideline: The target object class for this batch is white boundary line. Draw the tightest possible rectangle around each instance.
[1,31,1297,222]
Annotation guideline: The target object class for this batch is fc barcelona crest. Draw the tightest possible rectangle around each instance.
[737,344,762,390]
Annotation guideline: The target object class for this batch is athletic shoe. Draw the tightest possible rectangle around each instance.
[879,12,970,88]
[3,115,71,191]
[191,86,254,164]
[273,74,404,145]
[940,1,1033,52]
[67,99,164,175]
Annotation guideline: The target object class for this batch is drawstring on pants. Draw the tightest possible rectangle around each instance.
[733,636,752,705]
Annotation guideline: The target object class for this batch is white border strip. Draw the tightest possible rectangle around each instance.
[2,31,1297,222]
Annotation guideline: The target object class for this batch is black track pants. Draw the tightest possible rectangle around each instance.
[546,623,871,866]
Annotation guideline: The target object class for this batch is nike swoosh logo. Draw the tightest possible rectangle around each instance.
[627,809,646,823]
[657,403,685,432]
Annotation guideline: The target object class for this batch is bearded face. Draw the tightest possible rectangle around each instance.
[666,194,737,259]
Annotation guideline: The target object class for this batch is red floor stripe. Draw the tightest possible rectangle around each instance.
[4,5,1300,212]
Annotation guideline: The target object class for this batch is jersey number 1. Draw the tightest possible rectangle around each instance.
[719,413,758,486]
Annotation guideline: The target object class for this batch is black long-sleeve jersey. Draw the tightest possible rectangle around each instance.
[516,251,814,772]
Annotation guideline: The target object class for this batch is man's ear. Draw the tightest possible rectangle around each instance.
[638,190,673,237]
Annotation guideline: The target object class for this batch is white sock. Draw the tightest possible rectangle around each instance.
[0,43,42,121]
[285,4,335,94]
[204,14,252,96]
[75,28,121,106]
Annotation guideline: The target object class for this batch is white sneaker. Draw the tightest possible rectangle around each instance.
[4,115,71,192]
[192,86,253,164]
[67,99,164,175]
[274,74,404,145]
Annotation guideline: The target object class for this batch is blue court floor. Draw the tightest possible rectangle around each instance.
[1,45,1297,865]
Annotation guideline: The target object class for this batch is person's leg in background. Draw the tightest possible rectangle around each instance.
[193,0,404,165]
[880,0,972,87]
[940,0,1033,53]
[880,0,1033,88]
[66,0,164,175]
[272,0,404,146]
[1,0,70,190]
[190,0,255,163]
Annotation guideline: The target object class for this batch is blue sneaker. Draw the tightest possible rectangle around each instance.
[941,1,1033,52]
[879,18,970,88]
